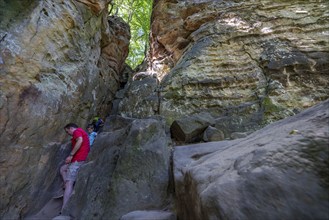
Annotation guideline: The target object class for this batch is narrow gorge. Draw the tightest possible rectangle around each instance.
[0,0,328,219]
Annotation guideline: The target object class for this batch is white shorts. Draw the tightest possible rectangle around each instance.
[66,161,84,181]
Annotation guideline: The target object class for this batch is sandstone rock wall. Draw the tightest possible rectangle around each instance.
[0,0,130,218]
[119,0,329,133]
[23,116,173,219]
[1,0,328,219]
[157,0,329,122]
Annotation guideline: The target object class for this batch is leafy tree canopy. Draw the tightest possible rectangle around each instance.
[109,0,152,69]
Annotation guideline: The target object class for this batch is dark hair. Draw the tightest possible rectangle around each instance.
[87,124,95,130]
[64,123,78,129]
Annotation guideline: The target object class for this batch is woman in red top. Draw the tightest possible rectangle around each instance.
[60,123,90,213]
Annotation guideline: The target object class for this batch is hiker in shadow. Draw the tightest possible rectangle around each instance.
[59,123,90,212]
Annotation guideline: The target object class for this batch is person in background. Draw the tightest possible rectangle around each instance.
[60,123,90,212]
[87,123,97,146]
[92,117,104,132]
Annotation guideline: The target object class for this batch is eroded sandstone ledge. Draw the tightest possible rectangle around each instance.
[0,0,130,218]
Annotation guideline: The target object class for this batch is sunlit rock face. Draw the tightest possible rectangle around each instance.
[75,0,109,14]
[143,0,329,127]
[0,0,129,218]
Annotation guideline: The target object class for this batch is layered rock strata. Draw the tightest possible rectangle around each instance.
[158,0,329,124]
[119,0,329,132]
[0,0,130,218]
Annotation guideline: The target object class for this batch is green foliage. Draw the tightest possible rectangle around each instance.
[109,0,152,69]
[262,97,281,114]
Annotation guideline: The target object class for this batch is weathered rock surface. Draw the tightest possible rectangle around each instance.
[170,112,215,143]
[118,76,159,118]
[120,210,176,220]
[60,116,172,219]
[158,0,329,124]
[202,126,225,142]
[119,0,329,132]
[171,112,261,143]
[0,0,130,218]
[75,0,109,14]
[1,0,329,219]
[174,99,329,220]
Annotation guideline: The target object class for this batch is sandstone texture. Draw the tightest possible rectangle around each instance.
[202,126,225,142]
[174,100,329,220]
[61,116,172,219]
[119,0,329,134]
[120,210,176,220]
[1,0,328,219]
[170,112,215,143]
[119,76,159,118]
[0,0,130,218]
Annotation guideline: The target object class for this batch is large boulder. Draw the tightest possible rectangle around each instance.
[0,0,130,218]
[202,126,225,142]
[170,112,215,143]
[174,99,329,219]
[171,112,262,144]
[61,116,172,219]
